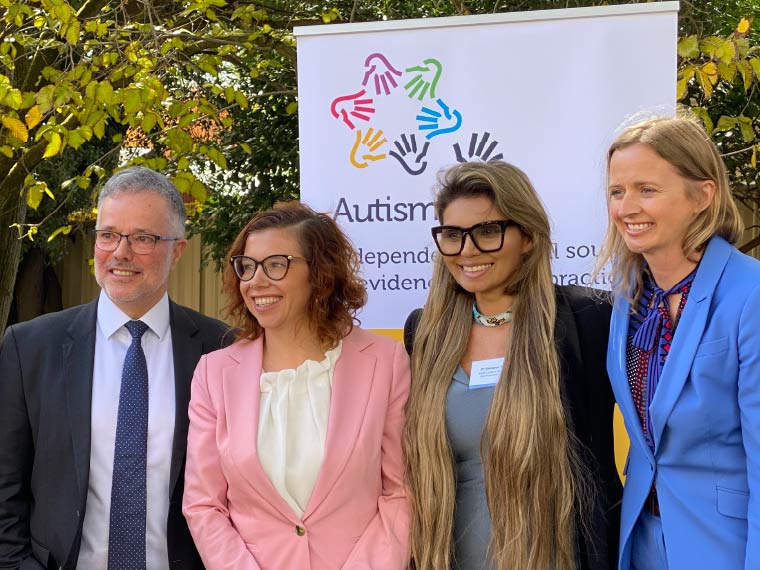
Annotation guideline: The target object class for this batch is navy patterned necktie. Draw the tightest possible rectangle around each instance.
[108,320,150,570]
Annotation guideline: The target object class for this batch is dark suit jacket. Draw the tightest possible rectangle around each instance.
[404,285,622,570]
[0,299,230,570]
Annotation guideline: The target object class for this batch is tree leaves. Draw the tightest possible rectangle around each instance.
[42,132,62,158]
[1,116,28,141]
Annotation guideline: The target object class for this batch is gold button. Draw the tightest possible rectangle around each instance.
[295,525,306,536]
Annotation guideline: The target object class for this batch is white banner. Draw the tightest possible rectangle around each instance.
[295,3,678,329]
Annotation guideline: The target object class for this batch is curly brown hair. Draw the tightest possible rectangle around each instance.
[223,201,367,349]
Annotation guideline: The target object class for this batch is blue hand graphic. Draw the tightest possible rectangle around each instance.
[404,58,443,100]
[453,131,504,162]
[389,134,430,176]
[416,99,462,140]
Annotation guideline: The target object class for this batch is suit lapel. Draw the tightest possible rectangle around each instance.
[554,289,582,430]
[648,237,730,453]
[63,300,98,498]
[304,329,375,520]
[168,302,203,495]
[222,339,300,522]
[608,296,654,460]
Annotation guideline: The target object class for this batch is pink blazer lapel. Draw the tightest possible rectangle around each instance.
[221,338,300,523]
[304,329,376,519]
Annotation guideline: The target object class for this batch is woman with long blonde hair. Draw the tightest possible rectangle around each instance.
[404,160,621,570]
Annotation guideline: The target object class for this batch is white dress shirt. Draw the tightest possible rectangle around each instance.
[77,292,176,570]
[257,342,342,518]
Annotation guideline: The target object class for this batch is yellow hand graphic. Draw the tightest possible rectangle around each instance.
[350,128,388,169]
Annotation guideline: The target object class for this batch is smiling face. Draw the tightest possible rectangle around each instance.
[440,195,530,305]
[239,227,311,335]
[94,191,186,319]
[607,143,713,270]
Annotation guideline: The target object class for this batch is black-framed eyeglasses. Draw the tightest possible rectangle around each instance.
[230,254,305,282]
[431,220,519,256]
[92,230,180,254]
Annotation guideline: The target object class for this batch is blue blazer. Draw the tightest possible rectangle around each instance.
[608,236,760,570]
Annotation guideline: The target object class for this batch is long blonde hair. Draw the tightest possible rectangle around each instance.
[597,113,743,301]
[404,161,580,570]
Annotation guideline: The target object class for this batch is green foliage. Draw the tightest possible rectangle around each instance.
[678,18,760,219]
[0,0,299,243]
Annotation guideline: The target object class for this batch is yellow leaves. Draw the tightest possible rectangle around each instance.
[25,177,53,211]
[1,115,28,141]
[677,36,699,59]
[25,106,41,129]
[677,65,696,101]
[96,81,114,105]
[320,8,340,24]
[690,107,713,135]
[83,19,109,37]
[122,88,143,114]
[696,62,719,98]
[715,39,736,64]
[714,115,755,143]
[173,171,208,203]
[47,225,72,242]
[36,85,55,114]
[64,19,80,45]
[286,101,298,115]
[141,113,156,133]
[750,58,760,80]
[717,62,736,83]
[737,60,753,91]
[737,18,751,35]
[42,132,62,158]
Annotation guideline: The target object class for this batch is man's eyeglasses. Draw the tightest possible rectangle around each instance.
[92,230,180,254]
[431,220,519,256]
[230,254,305,282]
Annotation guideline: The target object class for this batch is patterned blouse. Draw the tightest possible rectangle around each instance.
[626,268,697,451]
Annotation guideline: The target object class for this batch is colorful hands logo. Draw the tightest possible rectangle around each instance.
[453,132,504,162]
[362,53,402,95]
[404,58,442,100]
[350,128,388,168]
[389,134,429,175]
[417,99,462,140]
[330,89,375,130]
[330,53,503,174]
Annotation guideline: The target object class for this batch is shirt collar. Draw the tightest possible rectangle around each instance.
[97,291,171,340]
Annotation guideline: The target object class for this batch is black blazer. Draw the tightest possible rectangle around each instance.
[404,285,622,570]
[0,299,230,570]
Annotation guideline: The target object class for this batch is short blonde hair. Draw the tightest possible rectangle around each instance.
[597,113,743,297]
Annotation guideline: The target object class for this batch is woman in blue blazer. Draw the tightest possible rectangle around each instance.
[598,114,760,570]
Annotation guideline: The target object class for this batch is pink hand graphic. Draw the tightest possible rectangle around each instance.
[362,53,402,96]
[330,89,375,130]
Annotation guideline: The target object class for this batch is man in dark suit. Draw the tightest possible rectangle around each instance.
[0,167,229,569]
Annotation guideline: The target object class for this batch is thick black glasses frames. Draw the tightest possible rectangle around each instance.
[431,220,518,256]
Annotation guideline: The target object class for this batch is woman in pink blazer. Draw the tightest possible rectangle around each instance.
[182,201,411,569]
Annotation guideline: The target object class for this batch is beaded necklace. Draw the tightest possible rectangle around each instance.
[472,302,513,327]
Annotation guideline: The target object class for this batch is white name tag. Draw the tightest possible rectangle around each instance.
[468,357,505,389]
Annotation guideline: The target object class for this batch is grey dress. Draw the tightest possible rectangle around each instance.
[405,286,623,570]
[445,366,497,570]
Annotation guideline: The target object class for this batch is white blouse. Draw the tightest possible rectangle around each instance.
[257,342,342,518]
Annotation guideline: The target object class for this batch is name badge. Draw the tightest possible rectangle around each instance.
[469,357,504,389]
